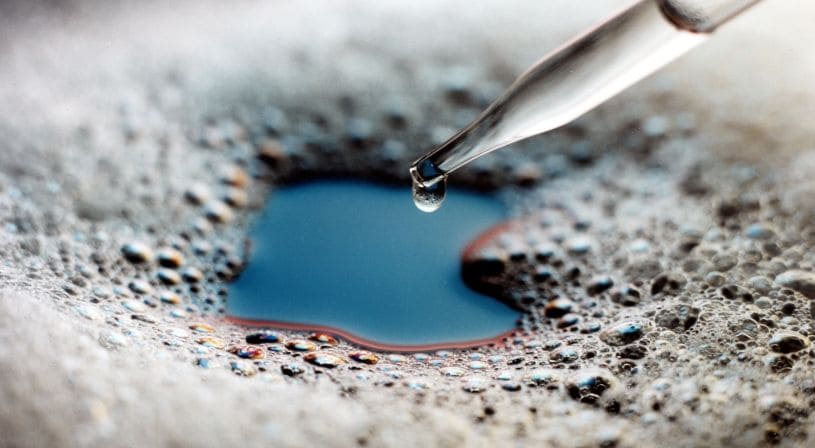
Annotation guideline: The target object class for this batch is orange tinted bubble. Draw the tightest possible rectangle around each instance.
[309,333,338,345]
[229,345,265,359]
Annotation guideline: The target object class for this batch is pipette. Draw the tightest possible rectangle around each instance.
[409,0,764,212]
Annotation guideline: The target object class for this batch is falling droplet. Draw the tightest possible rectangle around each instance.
[412,178,447,213]
[410,159,447,213]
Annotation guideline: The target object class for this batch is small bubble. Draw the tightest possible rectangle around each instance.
[551,347,580,363]
[775,270,815,300]
[121,242,153,264]
[196,336,226,349]
[768,331,811,354]
[565,236,593,255]
[556,313,581,329]
[181,267,204,283]
[122,300,146,312]
[501,382,522,392]
[600,320,649,346]
[545,298,576,318]
[469,361,488,370]
[462,377,488,393]
[309,333,338,346]
[285,339,317,352]
[98,331,127,350]
[167,328,189,338]
[156,247,184,268]
[184,183,211,206]
[245,330,281,344]
[566,369,618,404]
[128,279,154,295]
[189,323,216,333]
[220,165,250,188]
[350,351,379,365]
[440,367,465,377]
[281,363,304,376]
[194,358,212,369]
[304,352,345,368]
[223,187,249,208]
[131,314,156,324]
[229,345,265,359]
[587,275,614,295]
[204,201,234,223]
[159,291,181,305]
[230,361,257,377]
[528,369,561,388]
[156,268,182,285]
[75,305,101,320]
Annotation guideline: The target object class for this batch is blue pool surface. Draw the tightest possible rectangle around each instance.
[227,180,518,347]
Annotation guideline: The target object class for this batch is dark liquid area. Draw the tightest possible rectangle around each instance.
[227,180,518,349]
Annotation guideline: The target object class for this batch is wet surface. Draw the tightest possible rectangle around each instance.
[227,180,518,347]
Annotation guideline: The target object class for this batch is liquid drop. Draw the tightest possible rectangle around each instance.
[410,158,448,213]
[412,178,447,213]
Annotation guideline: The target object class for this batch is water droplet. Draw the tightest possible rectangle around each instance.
[410,159,447,213]
[412,178,447,213]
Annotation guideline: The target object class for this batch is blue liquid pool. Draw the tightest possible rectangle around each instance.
[227,180,518,349]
